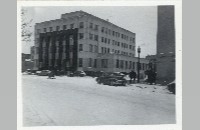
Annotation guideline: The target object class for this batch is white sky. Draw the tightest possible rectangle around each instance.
[22,6,157,58]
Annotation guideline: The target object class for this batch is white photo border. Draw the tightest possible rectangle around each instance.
[17,1,182,130]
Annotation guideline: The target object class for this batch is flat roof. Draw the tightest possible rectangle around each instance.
[35,11,136,35]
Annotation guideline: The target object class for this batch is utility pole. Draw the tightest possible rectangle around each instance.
[137,46,141,83]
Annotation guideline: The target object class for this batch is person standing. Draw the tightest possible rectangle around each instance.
[129,70,136,84]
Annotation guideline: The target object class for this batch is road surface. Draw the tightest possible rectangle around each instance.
[22,74,175,126]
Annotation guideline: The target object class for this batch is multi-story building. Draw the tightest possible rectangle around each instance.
[156,6,175,84]
[33,11,149,73]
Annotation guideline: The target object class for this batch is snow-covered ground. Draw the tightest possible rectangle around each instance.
[22,74,175,126]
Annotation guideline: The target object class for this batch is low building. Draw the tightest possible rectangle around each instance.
[22,53,34,72]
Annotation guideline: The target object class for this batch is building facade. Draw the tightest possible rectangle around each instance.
[156,6,176,84]
[33,11,149,73]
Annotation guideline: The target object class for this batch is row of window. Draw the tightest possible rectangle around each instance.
[77,33,135,51]
[99,36,135,50]
[37,24,75,34]
[101,26,131,41]
[78,58,148,70]
[87,22,134,42]
[37,22,135,43]
[89,44,98,52]
[79,44,134,56]
[116,60,148,70]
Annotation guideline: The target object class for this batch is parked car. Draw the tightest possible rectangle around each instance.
[38,70,51,76]
[69,71,86,77]
[96,73,127,86]
[167,80,175,94]
[35,71,41,75]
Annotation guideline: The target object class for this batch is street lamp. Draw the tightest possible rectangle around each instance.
[137,46,141,83]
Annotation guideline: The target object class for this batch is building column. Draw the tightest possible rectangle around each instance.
[48,37,52,69]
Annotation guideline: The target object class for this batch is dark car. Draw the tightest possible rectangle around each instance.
[96,72,127,86]
[69,71,86,77]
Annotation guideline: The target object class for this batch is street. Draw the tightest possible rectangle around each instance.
[22,74,175,126]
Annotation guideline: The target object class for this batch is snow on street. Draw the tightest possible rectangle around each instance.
[22,74,175,126]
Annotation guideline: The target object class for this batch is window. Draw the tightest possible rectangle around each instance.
[89,23,93,29]
[108,48,110,53]
[101,37,104,42]
[79,44,83,51]
[43,28,46,32]
[121,34,123,38]
[132,38,135,43]
[115,32,118,37]
[79,58,83,67]
[79,33,84,39]
[89,33,93,40]
[94,35,98,41]
[129,45,132,49]
[112,40,115,45]
[116,59,119,68]
[94,59,97,68]
[118,42,120,46]
[120,60,124,69]
[89,58,92,67]
[101,27,104,33]
[94,45,98,53]
[105,38,107,43]
[63,25,67,30]
[125,61,128,69]
[121,43,123,47]
[70,23,74,29]
[129,61,132,69]
[79,22,84,28]
[105,28,108,34]
[94,25,98,30]
[108,39,110,44]
[49,27,53,32]
[101,59,108,68]
[89,44,93,52]
[56,26,60,31]
[101,47,104,54]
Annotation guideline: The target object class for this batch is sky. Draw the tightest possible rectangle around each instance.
[22,6,157,58]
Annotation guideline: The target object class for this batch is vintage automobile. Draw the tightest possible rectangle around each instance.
[38,70,51,76]
[167,80,175,94]
[69,71,86,77]
[96,72,127,86]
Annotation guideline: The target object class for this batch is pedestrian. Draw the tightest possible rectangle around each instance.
[129,70,136,84]
[147,69,156,85]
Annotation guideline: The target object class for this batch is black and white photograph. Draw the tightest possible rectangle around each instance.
[17,1,182,130]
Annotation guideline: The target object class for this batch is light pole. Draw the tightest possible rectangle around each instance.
[137,46,141,83]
